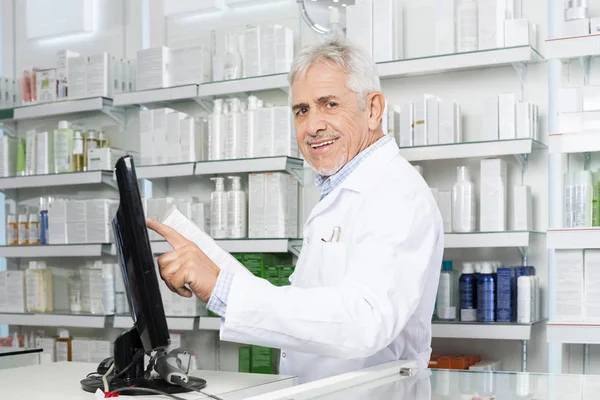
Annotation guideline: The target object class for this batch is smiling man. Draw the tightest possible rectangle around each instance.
[147,36,444,384]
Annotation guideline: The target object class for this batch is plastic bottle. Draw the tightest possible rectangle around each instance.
[18,212,29,245]
[72,130,84,172]
[324,6,344,41]
[209,99,225,161]
[7,214,18,245]
[83,130,99,171]
[39,197,49,245]
[53,120,74,173]
[68,271,83,313]
[457,0,478,52]
[227,176,247,239]
[436,260,457,321]
[517,275,533,323]
[225,98,243,160]
[223,32,242,80]
[477,262,495,322]
[573,170,593,227]
[16,138,26,176]
[28,213,40,245]
[102,263,115,315]
[98,131,109,148]
[55,329,73,362]
[459,262,477,322]
[245,96,259,158]
[210,177,228,239]
[452,166,476,232]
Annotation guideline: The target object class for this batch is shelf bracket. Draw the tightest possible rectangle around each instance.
[522,340,528,372]
[287,164,305,186]
[0,121,17,137]
[102,172,118,189]
[519,246,528,266]
[102,105,126,127]
[288,240,303,257]
[584,152,592,171]
[511,62,528,102]
[514,154,529,185]
[192,98,213,114]
[584,343,590,374]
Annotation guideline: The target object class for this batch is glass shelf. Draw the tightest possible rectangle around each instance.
[0,312,112,328]
[444,231,544,249]
[0,243,111,258]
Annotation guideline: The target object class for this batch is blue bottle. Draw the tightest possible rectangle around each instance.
[459,262,477,322]
[496,267,512,322]
[477,262,495,322]
[39,197,49,245]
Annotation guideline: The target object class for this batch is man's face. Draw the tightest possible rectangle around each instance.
[291,62,373,177]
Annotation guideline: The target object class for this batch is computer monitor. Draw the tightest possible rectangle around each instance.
[80,155,205,395]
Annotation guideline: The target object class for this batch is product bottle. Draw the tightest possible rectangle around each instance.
[7,214,17,245]
[53,120,74,173]
[210,177,228,239]
[102,263,115,315]
[565,0,589,21]
[72,131,84,172]
[227,176,247,239]
[574,171,593,227]
[55,329,73,362]
[18,211,29,245]
[225,98,243,160]
[16,138,26,176]
[25,129,37,176]
[564,172,574,228]
[68,271,83,313]
[517,275,533,323]
[83,130,99,171]
[28,213,40,245]
[457,0,478,52]
[223,33,242,80]
[452,166,476,232]
[245,96,259,158]
[459,262,477,322]
[324,6,344,41]
[477,262,495,322]
[39,197,49,245]
[436,261,457,321]
[209,99,225,161]
[98,131,109,148]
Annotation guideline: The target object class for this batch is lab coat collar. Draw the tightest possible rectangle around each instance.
[305,136,401,226]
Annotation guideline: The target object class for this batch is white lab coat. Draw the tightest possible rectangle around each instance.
[220,137,444,383]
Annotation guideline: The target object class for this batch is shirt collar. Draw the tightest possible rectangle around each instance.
[314,134,393,200]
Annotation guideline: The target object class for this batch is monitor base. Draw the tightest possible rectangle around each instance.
[80,375,207,395]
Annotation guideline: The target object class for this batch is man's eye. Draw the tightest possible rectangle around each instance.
[327,102,338,108]
[297,107,308,116]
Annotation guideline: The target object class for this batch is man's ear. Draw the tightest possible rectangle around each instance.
[367,92,385,131]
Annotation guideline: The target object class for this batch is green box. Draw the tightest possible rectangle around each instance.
[207,310,219,318]
[238,347,251,373]
[250,345,274,374]
[264,266,280,286]
[276,254,293,265]
[242,254,277,278]
[279,266,295,286]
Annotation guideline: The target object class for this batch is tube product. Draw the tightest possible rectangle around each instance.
[459,262,477,322]
[477,262,495,322]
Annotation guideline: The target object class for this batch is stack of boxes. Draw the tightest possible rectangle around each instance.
[558,86,600,135]
[482,93,539,141]
[71,339,113,363]
[0,270,26,312]
[144,197,209,242]
[242,24,294,78]
[49,198,117,244]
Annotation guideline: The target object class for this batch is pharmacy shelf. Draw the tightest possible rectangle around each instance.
[0,313,111,328]
[136,162,196,180]
[199,317,221,331]
[150,239,302,255]
[113,315,197,331]
[547,228,600,249]
[432,320,545,340]
[194,156,304,177]
[547,322,600,344]
[0,244,111,258]
[196,74,289,99]
[13,97,114,120]
[548,133,600,154]
[0,170,115,190]
[444,231,539,249]
[113,85,199,106]
[377,46,543,79]
[545,34,600,60]
[399,139,544,162]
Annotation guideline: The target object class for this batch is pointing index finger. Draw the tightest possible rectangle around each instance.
[146,218,190,249]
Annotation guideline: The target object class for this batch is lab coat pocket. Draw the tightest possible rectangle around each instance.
[320,242,348,286]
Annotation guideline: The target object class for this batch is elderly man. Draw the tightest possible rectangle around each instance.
[147,37,443,383]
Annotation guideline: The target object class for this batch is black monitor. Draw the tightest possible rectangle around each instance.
[80,155,205,395]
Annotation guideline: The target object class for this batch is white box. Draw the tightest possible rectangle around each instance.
[181,118,208,162]
[66,200,87,222]
[582,86,600,112]
[392,3,404,59]
[426,97,439,145]
[265,173,289,238]
[244,25,262,78]
[478,0,507,50]
[166,112,187,163]
[346,0,374,58]
[136,47,173,91]
[287,174,299,238]
[274,25,294,74]
[399,103,414,147]
[35,337,56,363]
[48,199,68,222]
[430,188,439,205]
[584,250,600,321]
[273,107,297,158]
[111,57,123,95]
[249,173,266,238]
[504,18,530,47]
[86,199,117,222]
[481,158,507,182]
[482,95,500,141]
[256,107,274,157]
[152,108,173,165]
[259,26,277,76]
[88,147,129,171]
[559,88,583,113]
[0,271,25,313]
[498,93,516,140]
[516,102,532,139]
[139,109,154,165]
[438,190,452,233]
[373,0,394,62]
[591,17,600,35]
[532,104,539,140]
[36,131,54,174]
[414,94,436,146]
[86,222,111,243]
[583,111,600,131]
[172,46,211,85]
[559,112,584,133]
[26,0,93,39]
[480,183,507,232]
[513,185,533,231]
[67,222,87,244]
[0,136,17,177]
[191,202,209,232]
[36,69,57,103]
[388,106,401,144]
[435,0,456,55]
[564,18,590,37]
[66,56,87,99]
[86,53,111,97]
[555,250,584,322]
[438,101,461,144]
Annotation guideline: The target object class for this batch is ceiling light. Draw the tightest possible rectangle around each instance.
[342,3,346,6]
[333,0,339,2]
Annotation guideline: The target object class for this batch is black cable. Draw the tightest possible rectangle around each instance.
[109,386,187,400]
[109,349,145,383]
[172,376,225,400]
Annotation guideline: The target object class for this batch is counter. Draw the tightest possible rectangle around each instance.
[0,346,41,370]
[0,362,297,400]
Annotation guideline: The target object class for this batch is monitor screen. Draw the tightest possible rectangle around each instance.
[112,155,170,352]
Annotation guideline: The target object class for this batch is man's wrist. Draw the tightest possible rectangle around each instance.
[206,270,234,318]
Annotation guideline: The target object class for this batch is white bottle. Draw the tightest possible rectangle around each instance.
[437,261,457,321]
[324,6,344,41]
[225,98,243,160]
[223,33,242,80]
[245,96,259,159]
[457,0,478,52]
[452,166,476,232]
[101,263,115,315]
[210,177,228,239]
[227,176,247,239]
[517,275,533,323]
[209,99,225,161]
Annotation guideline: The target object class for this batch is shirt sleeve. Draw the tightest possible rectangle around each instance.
[206,270,235,318]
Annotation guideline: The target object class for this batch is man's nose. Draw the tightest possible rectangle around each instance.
[306,111,326,137]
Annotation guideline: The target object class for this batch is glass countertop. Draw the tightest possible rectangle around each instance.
[310,369,599,400]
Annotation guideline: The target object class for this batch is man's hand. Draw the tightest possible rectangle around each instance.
[146,218,220,303]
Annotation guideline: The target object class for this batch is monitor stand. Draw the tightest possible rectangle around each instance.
[80,327,206,395]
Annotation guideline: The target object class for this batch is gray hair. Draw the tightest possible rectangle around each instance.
[288,35,381,109]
